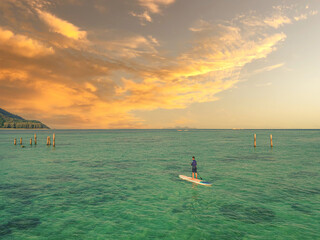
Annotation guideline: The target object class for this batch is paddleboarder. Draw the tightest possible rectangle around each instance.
[191,156,197,179]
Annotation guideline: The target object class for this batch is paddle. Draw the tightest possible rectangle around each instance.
[197,165,203,180]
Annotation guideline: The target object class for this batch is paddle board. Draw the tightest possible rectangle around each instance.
[179,175,212,186]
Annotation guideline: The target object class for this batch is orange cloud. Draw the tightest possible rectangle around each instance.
[264,15,291,28]
[0,2,313,129]
[0,27,54,57]
[37,10,87,40]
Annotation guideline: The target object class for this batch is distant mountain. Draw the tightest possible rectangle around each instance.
[0,108,49,129]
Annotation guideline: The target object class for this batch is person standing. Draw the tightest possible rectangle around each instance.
[191,156,197,179]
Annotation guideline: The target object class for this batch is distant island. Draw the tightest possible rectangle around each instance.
[0,108,49,129]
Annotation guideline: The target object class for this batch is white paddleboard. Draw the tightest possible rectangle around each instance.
[179,175,212,186]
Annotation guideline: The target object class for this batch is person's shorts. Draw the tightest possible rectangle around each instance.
[192,167,197,173]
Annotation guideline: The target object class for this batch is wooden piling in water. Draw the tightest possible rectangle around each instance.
[46,136,49,145]
[270,134,273,147]
[34,133,37,145]
[254,134,256,147]
[30,138,32,145]
[53,133,55,147]
[48,136,51,145]
[20,137,22,145]
[14,138,16,145]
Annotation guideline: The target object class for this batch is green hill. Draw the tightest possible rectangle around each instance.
[0,108,49,129]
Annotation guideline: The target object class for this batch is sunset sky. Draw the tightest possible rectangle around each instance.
[0,0,319,129]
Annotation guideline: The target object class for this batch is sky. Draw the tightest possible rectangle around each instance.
[0,0,319,129]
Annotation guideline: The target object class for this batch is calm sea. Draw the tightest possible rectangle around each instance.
[0,129,319,239]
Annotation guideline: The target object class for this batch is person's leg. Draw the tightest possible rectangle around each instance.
[192,172,194,179]
[195,173,197,179]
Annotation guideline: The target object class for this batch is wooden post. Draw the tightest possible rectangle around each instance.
[14,138,17,145]
[34,133,37,145]
[46,136,49,145]
[254,134,256,147]
[270,134,273,147]
[48,136,51,145]
[20,137,22,145]
[30,138,32,145]
[53,133,55,147]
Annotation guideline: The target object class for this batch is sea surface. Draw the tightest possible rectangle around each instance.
[0,129,319,239]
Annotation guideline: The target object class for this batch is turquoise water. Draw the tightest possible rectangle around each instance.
[0,129,319,239]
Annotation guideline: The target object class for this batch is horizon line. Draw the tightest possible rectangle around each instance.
[2,128,320,130]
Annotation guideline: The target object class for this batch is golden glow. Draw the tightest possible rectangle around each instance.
[0,27,54,57]
[0,0,318,128]
[37,10,87,40]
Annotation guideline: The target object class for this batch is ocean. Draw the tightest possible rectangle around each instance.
[0,129,319,239]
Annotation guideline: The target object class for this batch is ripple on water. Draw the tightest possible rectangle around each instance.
[89,172,114,180]
[0,217,41,237]
[3,184,41,207]
[217,156,239,162]
[169,173,183,182]
[0,225,12,236]
[211,229,246,240]
[164,164,184,171]
[6,217,41,230]
[0,183,23,190]
[47,174,79,182]
[288,171,319,178]
[80,160,106,168]
[220,204,275,224]
[291,203,313,215]
[283,186,320,197]
[172,208,183,214]
[79,190,129,205]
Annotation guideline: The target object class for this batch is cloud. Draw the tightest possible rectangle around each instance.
[294,10,318,21]
[131,0,175,24]
[294,14,308,21]
[238,13,292,29]
[113,29,286,112]
[252,63,285,75]
[189,20,211,32]
[137,0,175,13]
[0,26,54,57]
[37,9,87,40]
[0,1,314,128]
[238,4,317,29]
[97,34,160,59]
[264,15,291,28]
[94,3,107,13]
[130,11,152,25]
